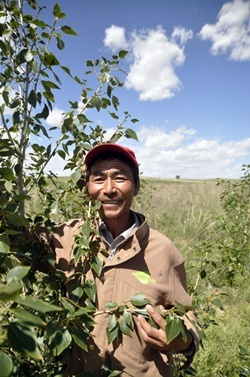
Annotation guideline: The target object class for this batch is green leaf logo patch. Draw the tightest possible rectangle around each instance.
[132,271,156,285]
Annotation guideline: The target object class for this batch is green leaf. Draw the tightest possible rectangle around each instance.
[200,269,207,279]
[56,37,65,50]
[92,95,102,112]
[107,85,112,98]
[0,167,14,181]
[61,25,78,36]
[13,111,20,125]
[119,318,131,336]
[112,95,119,111]
[53,3,66,19]
[61,65,73,77]
[46,143,52,158]
[58,149,66,159]
[41,80,60,90]
[61,298,75,314]
[104,302,118,309]
[123,309,133,327]
[106,322,119,344]
[50,200,59,215]
[71,326,88,351]
[148,315,158,329]
[31,19,47,28]
[175,301,188,315]
[102,98,111,108]
[6,266,30,283]
[43,52,60,67]
[119,50,128,58]
[108,314,118,331]
[131,118,139,123]
[28,89,37,107]
[70,306,93,318]
[68,285,84,302]
[125,128,138,141]
[8,323,43,360]
[0,351,13,377]
[84,280,96,302]
[0,283,22,301]
[0,235,10,254]
[86,60,94,67]
[15,296,63,312]
[2,90,9,105]
[5,213,29,228]
[165,319,181,344]
[107,371,122,377]
[71,168,82,184]
[91,255,104,277]
[81,221,91,238]
[11,308,46,327]
[77,113,92,123]
[41,31,49,38]
[49,328,72,356]
[109,112,119,120]
[178,318,188,342]
[130,293,151,308]
[17,49,33,63]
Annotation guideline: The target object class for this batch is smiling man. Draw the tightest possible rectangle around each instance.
[46,143,200,376]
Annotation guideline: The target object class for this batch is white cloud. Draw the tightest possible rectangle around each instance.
[172,26,193,46]
[130,125,250,179]
[199,0,250,61]
[103,25,128,52]
[139,125,196,148]
[46,107,64,127]
[103,25,192,101]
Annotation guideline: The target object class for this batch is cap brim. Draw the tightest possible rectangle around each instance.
[85,143,139,172]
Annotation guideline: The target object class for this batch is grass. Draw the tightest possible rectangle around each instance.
[193,281,250,376]
[133,177,223,250]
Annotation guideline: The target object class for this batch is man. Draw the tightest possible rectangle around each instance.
[48,143,199,376]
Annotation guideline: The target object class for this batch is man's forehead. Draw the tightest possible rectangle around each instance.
[90,158,132,173]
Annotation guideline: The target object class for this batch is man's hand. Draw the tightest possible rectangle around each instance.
[137,304,193,353]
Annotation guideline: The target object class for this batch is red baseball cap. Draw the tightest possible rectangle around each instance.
[85,143,139,173]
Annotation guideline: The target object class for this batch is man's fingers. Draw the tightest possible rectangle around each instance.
[137,306,168,349]
[146,305,166,329]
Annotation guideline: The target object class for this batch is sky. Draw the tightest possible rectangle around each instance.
[5,0,250,179]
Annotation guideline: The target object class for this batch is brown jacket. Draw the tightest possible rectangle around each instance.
[44,213,199,376]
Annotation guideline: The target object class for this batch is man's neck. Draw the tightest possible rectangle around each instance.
[103,212,134,239]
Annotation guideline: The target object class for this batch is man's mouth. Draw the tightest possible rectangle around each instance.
[101,200,121,205]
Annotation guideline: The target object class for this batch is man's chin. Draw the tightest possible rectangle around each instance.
[102,211,119,220]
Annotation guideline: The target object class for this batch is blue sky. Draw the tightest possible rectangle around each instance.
[6,0,250,179]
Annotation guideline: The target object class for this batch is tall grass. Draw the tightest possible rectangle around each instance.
[133,178,223,250]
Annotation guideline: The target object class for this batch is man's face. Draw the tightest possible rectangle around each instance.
[87,158,139,222]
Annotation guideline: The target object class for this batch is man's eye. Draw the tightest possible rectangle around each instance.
[93,177,104,182]
[116,176,126,181]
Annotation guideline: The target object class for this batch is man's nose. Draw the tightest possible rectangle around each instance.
[103,177,116,194]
